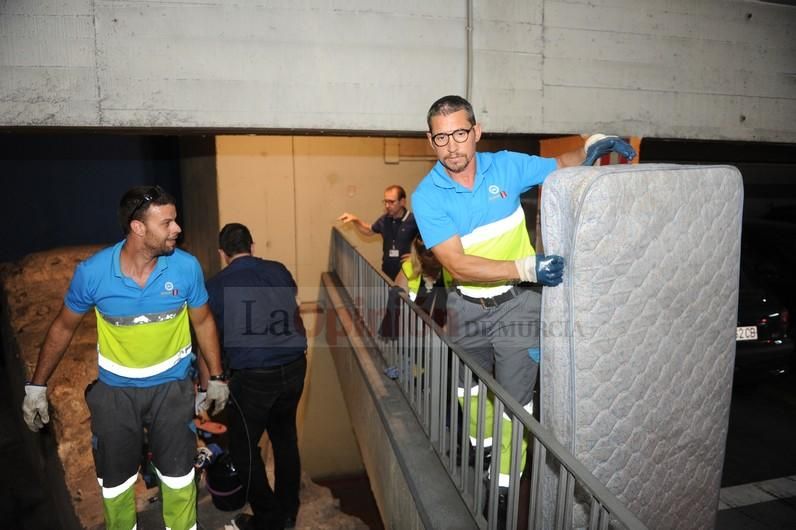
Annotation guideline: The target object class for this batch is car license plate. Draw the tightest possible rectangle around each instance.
[736,326,758,341]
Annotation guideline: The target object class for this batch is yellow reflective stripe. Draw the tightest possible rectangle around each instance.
[98,343,192,378]
[457,206,535,296]
[96,304,191,370]
[462,216,532,261]
[100,473,138,499]
[461,206,525,249]
[155,467,195,489]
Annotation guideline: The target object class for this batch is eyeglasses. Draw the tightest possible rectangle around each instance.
[128,186,163,224]
[430,126,474,147]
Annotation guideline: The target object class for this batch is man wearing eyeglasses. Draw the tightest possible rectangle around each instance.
[21,185,229,530]
[412,95,635,508]
[337,185,419,280]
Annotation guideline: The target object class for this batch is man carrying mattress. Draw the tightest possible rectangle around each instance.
[412,95,635,507]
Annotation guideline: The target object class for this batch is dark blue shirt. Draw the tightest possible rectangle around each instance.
[206,255,307,369]
[371,210,418,279]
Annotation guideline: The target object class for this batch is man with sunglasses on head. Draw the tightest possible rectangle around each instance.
[337,184,419,280]
[22,185,229,530]
[412,95,635,512]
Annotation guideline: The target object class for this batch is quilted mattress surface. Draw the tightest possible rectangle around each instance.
[539,164,743,529]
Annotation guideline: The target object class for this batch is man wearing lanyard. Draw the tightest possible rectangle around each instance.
[337,185,419,280]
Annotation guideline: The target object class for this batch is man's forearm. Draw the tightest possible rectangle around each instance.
[442,254,519,283]
[30,307,83,385]
[556,147,587,169]
[196,355,210,389]
[189,305,224,376]
[353,219,374,236]
[195,327,223,376]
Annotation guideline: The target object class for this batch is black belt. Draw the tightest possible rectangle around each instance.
[458,287,519,308]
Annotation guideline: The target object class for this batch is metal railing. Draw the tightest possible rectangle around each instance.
[329,228,646,530]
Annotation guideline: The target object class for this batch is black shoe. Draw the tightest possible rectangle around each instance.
[231,513,254,530]
[482,487,508,530]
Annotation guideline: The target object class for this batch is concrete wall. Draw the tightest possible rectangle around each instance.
[214,135,434,302]
[1,0,794,141]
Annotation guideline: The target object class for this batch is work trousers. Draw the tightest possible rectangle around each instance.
[227,356,306,530]
[86,379,196,530]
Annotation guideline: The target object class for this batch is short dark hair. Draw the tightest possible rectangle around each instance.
[219,223,253,256]
[385,185,406,201]
[118,185,176,235]
[426,95,476,131]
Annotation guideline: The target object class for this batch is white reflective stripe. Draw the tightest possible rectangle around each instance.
[498,473,511,488]
[98,343,192,378]
[470,436,493,448]
[456,385,479,398]
[460,206,525,249]
[502,412,513,421]
[155,467,195,489]
[524,401,534,415]
[408,291,417,301]
[101,473,138,499]
[457,283,512,299]
[100,304,184,326]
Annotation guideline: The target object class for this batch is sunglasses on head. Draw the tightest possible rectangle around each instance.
[128,186,164,224]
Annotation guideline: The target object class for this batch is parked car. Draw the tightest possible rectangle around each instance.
[734,221,795,380]
[735,270,792,376]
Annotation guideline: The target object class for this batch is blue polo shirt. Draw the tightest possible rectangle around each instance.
[65,240,208,387]
[412,151,557,296]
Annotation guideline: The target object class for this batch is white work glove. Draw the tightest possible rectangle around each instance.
[22,383,49,432]
[195,388,208,415]
[206,379,230,415]
[514,254,565,286]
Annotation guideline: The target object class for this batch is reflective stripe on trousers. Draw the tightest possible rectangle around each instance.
[458,385,532,487]
[98,468,196,530]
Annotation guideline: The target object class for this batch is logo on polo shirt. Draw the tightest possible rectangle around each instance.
[162,281,179,296]
[488,185,508,201]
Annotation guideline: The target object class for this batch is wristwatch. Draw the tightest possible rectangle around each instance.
[209,374,227,382]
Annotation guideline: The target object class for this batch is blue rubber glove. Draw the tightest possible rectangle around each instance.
[536,254,565,286]
[515,254,565,285]
[583,134,636,166]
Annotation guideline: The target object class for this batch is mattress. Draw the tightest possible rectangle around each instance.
[539,164,743,529]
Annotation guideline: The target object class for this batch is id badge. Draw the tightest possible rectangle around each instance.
[388,249,400,258]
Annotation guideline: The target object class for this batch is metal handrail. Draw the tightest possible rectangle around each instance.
[329,227,647,530]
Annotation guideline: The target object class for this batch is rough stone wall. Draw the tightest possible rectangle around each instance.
[1,246,105,527]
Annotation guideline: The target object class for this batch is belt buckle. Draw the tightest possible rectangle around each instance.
[480,296,498,309]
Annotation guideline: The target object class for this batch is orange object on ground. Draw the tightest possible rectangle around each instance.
[194,418,227,435]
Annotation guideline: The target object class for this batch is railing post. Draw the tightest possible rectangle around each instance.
[327,228,647,530]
